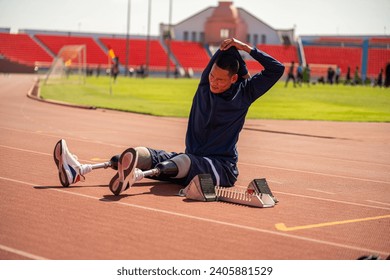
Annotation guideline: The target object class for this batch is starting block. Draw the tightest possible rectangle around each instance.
[179,174,277,208]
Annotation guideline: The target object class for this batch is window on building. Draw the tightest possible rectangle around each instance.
[199,32,205,43]
[220,29,229,39]
[191,31,197,42]
[183,31,188,41]
[282,35,291,45]
[261,34,266,44]
[246,34,251,44]
[253,34,258,46]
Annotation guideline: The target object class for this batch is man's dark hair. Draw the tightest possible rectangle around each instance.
[215,53,239,76]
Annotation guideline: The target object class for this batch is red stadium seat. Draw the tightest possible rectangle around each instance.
[169,41,210,71]
[257,44,299,64]
[99,38,174,70]
[367,48,390,78]
[35,34,108,66]
[303,46,362,75]
[0,33,52,66]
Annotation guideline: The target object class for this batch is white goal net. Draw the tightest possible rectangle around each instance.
[44,45,86,84]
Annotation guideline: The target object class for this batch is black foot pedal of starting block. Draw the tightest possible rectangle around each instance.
[179,174,216,202]
[198,174,217,201]
[249,179,274,196]
[248,178,278,206]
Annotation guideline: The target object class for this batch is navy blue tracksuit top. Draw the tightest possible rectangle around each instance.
[185,47,285,165]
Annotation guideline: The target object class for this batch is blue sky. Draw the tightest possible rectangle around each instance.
[0,0,389,36]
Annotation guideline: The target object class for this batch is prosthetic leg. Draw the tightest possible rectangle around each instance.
[90,153,179,195]
[91,155,178,178]
[90,156,278,207]
[53,139,179,192]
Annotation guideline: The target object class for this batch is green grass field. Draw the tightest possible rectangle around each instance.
[40,76,390,122]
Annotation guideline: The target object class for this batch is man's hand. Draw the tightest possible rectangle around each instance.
[220,38,252,79]
[220,38,253,54]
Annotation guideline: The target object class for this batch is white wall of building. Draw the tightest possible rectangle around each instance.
[161,3,294,46]
[172,7,214,42]
[238,9,282,45]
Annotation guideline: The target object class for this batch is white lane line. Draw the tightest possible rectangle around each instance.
[2,125,390,183]
[366,200,390,207]
[1,139,388,187]
[1,176,389,257]
[239,162,390,185]
[0,145,390,210]
[0,126,126,148]
[307,188,336,195]
[0,244,48,260]
[274,191,390,211]
[240,145,390,168]
[0,144,95,163]
[232,184,390,211]
[1,144,389,211]
[0,144,51,157]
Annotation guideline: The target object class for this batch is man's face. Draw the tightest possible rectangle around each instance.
[209,64,238,94]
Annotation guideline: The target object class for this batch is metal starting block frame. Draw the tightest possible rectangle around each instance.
[180,174,277,208]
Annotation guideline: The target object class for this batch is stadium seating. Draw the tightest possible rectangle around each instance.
[303,46,362,77]
[249,44,299,74]
[257,44,299,64]
[99,38,174,70]
[1,30,388,80]
[244,60,264,73]
[314,37,364,46]
[369,37,390,45]
[169,41,210,71]
[367,48,390,78]
[0,33,52,66]
[35,34,108,66]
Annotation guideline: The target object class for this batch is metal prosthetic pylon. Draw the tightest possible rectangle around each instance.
[90,156,172,180]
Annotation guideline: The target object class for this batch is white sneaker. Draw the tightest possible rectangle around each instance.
[53,139,87,187]
[109,148,139,195]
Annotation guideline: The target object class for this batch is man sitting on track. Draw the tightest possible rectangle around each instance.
[54,38,285,196]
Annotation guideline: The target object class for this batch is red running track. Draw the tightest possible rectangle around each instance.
[0,74,389,260]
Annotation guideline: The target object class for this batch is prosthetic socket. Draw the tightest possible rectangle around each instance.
[109,154,178,180]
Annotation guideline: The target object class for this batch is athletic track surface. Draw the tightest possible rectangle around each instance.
[0,74,389,260]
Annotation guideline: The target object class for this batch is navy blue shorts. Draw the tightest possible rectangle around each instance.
[146,148,238,187]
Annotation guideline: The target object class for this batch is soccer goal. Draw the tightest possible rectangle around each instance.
[44,45,87,84]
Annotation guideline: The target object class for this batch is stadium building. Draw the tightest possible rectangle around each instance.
[160,0,294,46]
[0,0,389,84]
